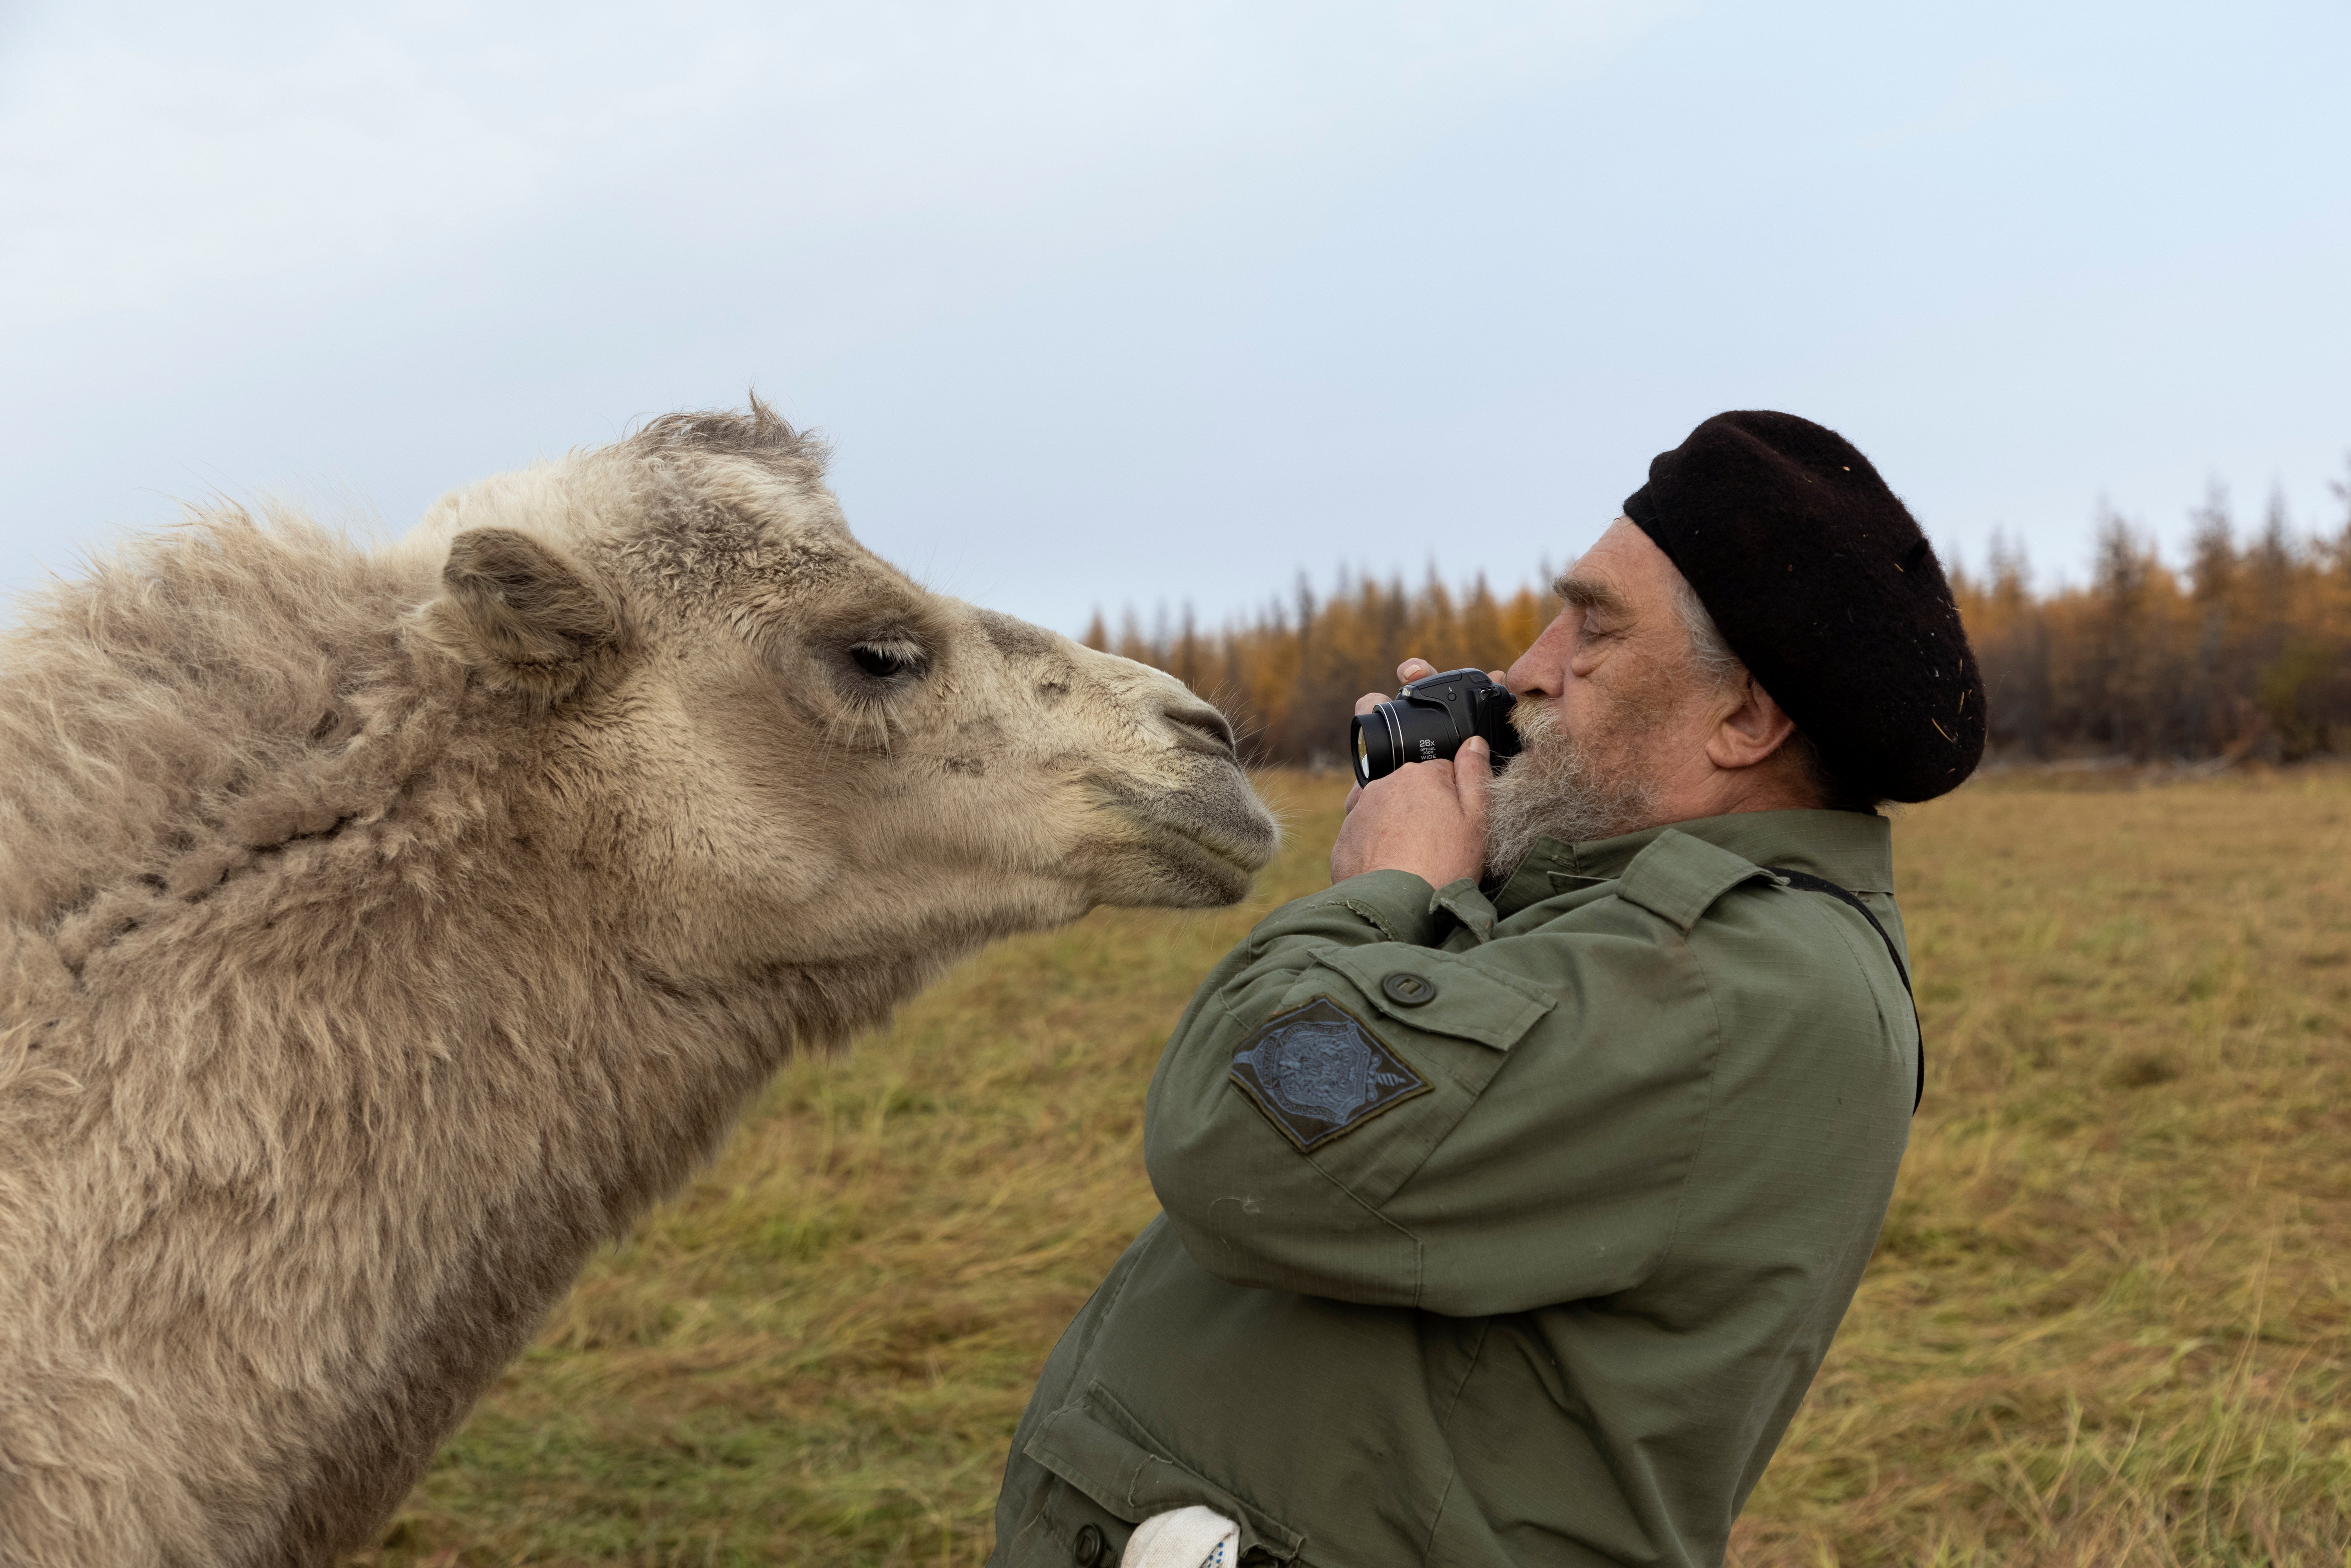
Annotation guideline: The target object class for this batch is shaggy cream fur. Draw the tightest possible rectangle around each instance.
[0,403,1277,1567]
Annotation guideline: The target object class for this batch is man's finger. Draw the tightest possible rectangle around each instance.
[1355,690,1387,716]
[1397,658,1435,684]
[1488,669,1508,684]
[1454,736,1493,825]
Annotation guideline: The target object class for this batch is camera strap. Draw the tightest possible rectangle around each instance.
[1763,867,1923,1114]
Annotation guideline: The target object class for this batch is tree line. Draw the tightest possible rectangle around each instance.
[1085,572,1561,770]
[1955,479,2351,763]
[1090,466,2351,769]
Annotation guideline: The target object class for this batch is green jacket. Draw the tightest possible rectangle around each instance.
[992,810,1917,1568]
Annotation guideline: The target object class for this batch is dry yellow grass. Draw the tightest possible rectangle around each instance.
[355,770,2351,1566]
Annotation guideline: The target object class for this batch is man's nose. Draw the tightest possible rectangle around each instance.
[1504,614,1574,698]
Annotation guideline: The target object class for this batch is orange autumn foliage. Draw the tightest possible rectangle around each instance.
[1098,473,2351,767]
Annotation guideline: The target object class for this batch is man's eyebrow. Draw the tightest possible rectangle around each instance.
[1552,575,1630,618]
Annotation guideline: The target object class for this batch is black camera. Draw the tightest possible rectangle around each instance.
[1349,668,1521,786]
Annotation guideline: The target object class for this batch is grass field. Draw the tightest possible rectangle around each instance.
[355,770,2351,1567]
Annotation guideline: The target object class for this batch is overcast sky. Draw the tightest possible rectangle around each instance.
[4,0,2346,635]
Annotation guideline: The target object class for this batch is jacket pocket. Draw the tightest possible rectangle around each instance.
[1308,947,1554,1091]
[1022,1380,1306,1564]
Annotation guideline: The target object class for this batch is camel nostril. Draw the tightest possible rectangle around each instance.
[1162,698,1238,761]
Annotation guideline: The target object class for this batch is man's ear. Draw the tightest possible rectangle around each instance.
[415,527,623,703]
[1705,674,1800,771]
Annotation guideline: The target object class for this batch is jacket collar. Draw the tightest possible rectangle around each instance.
[1488,808,1895,921]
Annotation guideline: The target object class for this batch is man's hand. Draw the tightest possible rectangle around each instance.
[1330,658,1505,888]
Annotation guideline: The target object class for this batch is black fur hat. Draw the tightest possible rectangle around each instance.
[1623,411,1985,804]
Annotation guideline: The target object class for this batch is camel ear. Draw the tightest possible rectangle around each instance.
[417,527,621,700]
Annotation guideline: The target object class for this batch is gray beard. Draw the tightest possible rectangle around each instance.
[1483,698,1660,881]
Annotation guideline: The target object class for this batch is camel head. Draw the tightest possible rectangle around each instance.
[400,401,1278,1009]
[0,402,1281,1568]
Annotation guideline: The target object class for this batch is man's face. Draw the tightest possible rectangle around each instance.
[1485,519,1717,874]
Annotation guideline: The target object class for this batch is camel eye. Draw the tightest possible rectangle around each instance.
[848,641,922,679]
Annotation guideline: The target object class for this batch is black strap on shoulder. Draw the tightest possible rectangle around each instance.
[1763,867,1924,1114]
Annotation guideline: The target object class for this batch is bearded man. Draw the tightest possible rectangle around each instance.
[990,412,1986,1568]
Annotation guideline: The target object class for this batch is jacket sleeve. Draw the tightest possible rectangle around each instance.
[1141,857,1744,1317]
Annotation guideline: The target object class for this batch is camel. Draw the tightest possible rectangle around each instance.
[0,403,1278,1568]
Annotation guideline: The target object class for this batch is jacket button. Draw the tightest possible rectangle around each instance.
[1382,971,1436,1006]
[1074,1523,1107,1566]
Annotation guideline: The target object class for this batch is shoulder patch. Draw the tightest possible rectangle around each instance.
[1229,998,1430,1151]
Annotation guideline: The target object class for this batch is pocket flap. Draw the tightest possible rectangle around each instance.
[1023,1382,1306,1561]
[1311,947,1555,1051]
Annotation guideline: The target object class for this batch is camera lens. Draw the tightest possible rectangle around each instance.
[1353,694,1473,784]
[1351,708,1402,785]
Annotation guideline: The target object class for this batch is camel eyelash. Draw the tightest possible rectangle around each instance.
[807,627,934,757]
[839,634,929,684]
[847,643,922,680]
